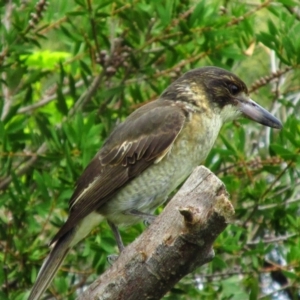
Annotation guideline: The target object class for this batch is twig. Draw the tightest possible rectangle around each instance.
[247,234,297,246]
[226,0,271,27]
[258,197,300,210]
[0,142,47,190]
[68,72,104,116]
[258,284,297,300]
[249,66,292,93]
[17,79,86,114]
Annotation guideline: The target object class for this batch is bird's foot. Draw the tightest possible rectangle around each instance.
[143,216,156,227]
[126,209,156,226]
[107,254,119,265]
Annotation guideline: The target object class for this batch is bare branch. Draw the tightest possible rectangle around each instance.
[249,66,292,93]
[258,197,300,210]
[77,166,234,300]
[17,79,86,114]
[68,72,104,116]
[247,234,297,246]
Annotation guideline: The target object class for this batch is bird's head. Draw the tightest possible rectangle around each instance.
[162,66,282,129]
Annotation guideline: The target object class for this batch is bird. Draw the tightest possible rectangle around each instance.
[28,66,282,300]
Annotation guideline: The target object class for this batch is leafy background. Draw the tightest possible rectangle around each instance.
[0,0,299,299]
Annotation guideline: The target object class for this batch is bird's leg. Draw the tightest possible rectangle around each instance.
[107,221,124,252]
[125,209,156,226]
[107,211,156,264]
[106,221,125,265]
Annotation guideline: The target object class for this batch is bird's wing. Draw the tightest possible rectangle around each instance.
[51,100,188,244]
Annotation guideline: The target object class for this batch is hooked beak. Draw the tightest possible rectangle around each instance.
[238,97,282,129]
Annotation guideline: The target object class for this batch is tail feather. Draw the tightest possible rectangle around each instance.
[29,212,105,299]
[28,230,75,300]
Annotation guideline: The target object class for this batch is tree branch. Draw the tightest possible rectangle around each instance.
[77,166,234,300]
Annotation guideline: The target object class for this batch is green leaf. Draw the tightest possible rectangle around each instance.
[5,116,26,134]
[56,87,69,115]
[282,129,300,147]
[95,0,112,10]
[33,170,49,199]
[2,104,22,124]
[282,270,298,280]
[189,1,205,27]
[277,0,297,4]
[220,135,238,154]
[248,277,259,300]
[60,24,75,39]
[35,113,52,138]
[68,73,77,102]
[257,32,277,49]
[270,144,297,160]
[79,59,92,75]
[66,10,87,16]
[179,20,191,34]
[267,19,278,36]
[212,255,228,269]
[23,85,33,104]
[156,2,172,27]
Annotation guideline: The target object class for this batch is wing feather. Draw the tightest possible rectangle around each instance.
[51,100,188,244]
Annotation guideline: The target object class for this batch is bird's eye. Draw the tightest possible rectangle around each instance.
[228,84,240,95]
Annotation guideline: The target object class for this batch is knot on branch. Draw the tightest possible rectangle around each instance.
[178,206,201,225]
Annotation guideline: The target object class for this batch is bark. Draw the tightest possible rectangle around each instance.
[77,166,234,300]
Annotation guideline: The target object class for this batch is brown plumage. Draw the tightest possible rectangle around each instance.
[29,66,282,300]
[51,100,188,244]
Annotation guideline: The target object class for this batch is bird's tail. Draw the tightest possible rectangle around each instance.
[28,229,75,300]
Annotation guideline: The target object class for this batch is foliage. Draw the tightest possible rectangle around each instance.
[0,0,299,299]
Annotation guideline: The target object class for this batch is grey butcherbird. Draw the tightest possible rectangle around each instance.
[29,66,282,300]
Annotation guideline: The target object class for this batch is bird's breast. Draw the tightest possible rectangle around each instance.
[101,111,223,226]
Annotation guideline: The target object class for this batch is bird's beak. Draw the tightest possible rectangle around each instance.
[238,96,282,129]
